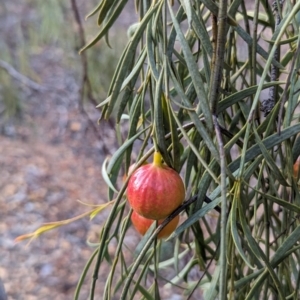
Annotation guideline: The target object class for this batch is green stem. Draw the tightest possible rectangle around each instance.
[89,148,155,299]
[120,194,200,299]
[213,115,228,299]
[208,0,228,297]
[153,151,162,166]
[209,0,228,115]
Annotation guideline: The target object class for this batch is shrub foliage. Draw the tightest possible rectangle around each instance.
[78,0,300,299]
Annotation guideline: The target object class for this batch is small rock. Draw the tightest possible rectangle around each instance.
[69,121,81,132]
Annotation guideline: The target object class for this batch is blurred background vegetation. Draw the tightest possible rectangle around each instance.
[0,0,129,133]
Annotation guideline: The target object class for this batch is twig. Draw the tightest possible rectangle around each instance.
[120,193,221,300]
[213,115,228,299]
[186,240,220,300]
[209,0,227,114]
[0,59,46,92]
[209,0,228,297]
[251,0,260,122]
[277,44,300,133]
[70,0,110,155]
[70,0,99,108]
[261,0,284,116]
[153,194,221,239]
[269,218,297,246]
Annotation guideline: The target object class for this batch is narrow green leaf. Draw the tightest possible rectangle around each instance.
[230,190,256,269]
[166,98,181,172]
[97,46,147,112]
[217,82,284,114]
[246,185,300,215]
[234,269,264,290]
[244,225,300,300]
[167,197,221,240]
[107,126,150,174]
[271,224,300,267]
[80,0,129,52]
[154,70,173,167]
[184,130,201,187]
[133,222,157,258]
[236,12,270,26]
[233,24,283,69]
[230,60,248,84]
[253,128,289,186]
[116,47,147,122]
[171,107,220,183]
[261,34,298,45]
[167,1,213,131]
[85,0,104,19]
[146,21,159,80]
[97,43,131,113]
[198,0,218,15]
[190,7,213,57]
[125,92,145,169]
[74,248,99,300]
[204,265,220,300]
[98,0,117,26]
[229,123,300,173]
[130,261,156,300]
[165,256,197,286]
[149,246,190,269]
[104,3,161,118]
[102,157,119,193]
[202,49,211,85]
[237,196,286,300]
[166,6,185,59]
[168,62,220,162]
[182,0,193,28]
[292,134,300,162]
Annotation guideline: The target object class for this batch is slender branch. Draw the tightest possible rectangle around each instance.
[165,119,244,149]
[70,0,110,155]
[277,44,300,133]
[210,12,217,93]
[209,1,228,115]
[0,59,46,92]
[120,192,220,299]
[152,194,221,239]
[186,240,220,300]
[209,0,228,298]
[261,0,284,116]
[269,218,297,246]
[213,115,228,300]
[70,0,98,108]
[251,0,260,122]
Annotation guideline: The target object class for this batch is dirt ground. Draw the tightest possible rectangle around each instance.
[0,56,120,300]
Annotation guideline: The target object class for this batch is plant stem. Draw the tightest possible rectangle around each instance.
[209,0,228,115]
[120,193,220,299]
[209,0,228,297]
[89,148,155,299]
[153,151,162,166]
[251,0,260,121]
[261,0,283,116]
[213,115,228,299]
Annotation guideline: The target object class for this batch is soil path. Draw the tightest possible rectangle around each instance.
[0,92,119,299]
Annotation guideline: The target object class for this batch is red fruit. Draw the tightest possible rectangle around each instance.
[131,211,179,239]
[123,161,147,182]
[294,157,300,180]
[127,152,185,220]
